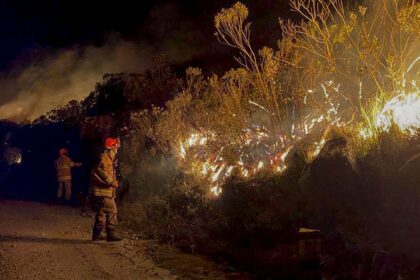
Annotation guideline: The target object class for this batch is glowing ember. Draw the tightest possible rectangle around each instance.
[211,185,222,196]
[177,55,419,196]
[177,115,329,196]
[177,126,295,196]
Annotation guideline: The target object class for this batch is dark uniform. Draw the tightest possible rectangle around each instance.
[90,149,121,241]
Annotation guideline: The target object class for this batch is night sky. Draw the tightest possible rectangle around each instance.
[0,0,304,121]
[0,0,294,72]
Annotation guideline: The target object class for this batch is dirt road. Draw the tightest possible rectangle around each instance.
[0,200,231,280]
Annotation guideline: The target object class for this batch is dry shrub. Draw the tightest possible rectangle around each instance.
[119,0,420,277]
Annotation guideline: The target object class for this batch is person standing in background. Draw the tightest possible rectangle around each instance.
[55,148,82,203]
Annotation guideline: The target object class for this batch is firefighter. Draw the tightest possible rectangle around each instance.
[90,138,123,242]
[55,148,82,203]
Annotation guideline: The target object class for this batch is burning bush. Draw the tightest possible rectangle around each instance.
[116,0,420,277]
[128,0,419,198]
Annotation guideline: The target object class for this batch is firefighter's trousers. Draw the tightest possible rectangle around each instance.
[92,196,118,235]
[57,180,72,201]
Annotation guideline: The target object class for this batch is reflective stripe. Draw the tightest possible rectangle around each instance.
[58,176,71,181]
[91,186,114,198]
[93,173,108,185]
[58,165,72,169]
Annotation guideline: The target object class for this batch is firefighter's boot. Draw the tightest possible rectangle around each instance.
[107,230,123,242]
[92,228,106,241]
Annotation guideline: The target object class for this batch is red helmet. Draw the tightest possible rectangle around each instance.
[59,148,68,156]
[105,138,119,149]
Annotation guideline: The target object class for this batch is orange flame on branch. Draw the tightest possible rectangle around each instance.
[178,56,419,196]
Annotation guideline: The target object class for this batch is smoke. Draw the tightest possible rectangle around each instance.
[0,1,214,123]
[0,38,160,122]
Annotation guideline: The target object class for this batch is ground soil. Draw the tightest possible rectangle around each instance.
[0,200,242,280]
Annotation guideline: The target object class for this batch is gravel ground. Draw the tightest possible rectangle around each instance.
[0,200,235,280]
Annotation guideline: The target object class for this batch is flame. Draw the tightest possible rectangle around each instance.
[16,154,22,164]
[360,57,420,138]
[177,57,419,196]
[375,91,420,135]
[312,138,326,158]
[176,114,329,196]
[211,185,222,196]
